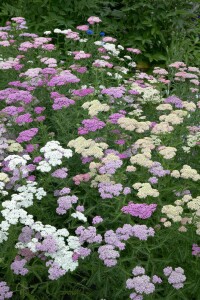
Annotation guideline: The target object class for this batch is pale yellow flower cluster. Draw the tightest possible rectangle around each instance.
[130,82,162,104]
[158,146,177,159]
[118,117,151,133]
[7,140,23,152]
[162,205,183,223]
[129,136,162,168]
[161,194,193,230]
[134,137,157,151]
[89,161,101,176]
[159,110,187,125]
[132,182,159,198]
[88,159,115,187]
[91,174,113,188]
[156,104,173,111]
[0,172,9,183]
[171,165,200,181]
[82,99,110,116]
[187,196,200,214]
[183,132,200,153]
[102,153,120,164]
[182,101,196,111]
[130,153,154,168]
[126,165,137,172]
[180,165,200,181]
[68,137,108,158]
[151,122,174,134]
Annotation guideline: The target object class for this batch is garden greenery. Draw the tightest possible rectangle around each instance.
[0,15,200,300]
[0,0,199,64]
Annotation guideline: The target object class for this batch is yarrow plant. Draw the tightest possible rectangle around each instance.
[0,15,199,300]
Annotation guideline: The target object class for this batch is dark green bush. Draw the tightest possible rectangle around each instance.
[0,0,199,65]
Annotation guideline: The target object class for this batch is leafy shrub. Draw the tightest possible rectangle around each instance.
[0,0,199,64]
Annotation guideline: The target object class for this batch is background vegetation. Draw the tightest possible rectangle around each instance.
[0,0,200,66]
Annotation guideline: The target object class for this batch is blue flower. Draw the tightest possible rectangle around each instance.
[100,31,105,36]
[86,29,94,35]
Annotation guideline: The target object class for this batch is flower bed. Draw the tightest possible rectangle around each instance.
[0,16,200,300]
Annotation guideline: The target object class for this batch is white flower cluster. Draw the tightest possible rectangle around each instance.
[4,154,30,170]
[16,222,81,272]
[0,181,46,243]
[71,211,87,222]
[132,182,159,199]
[103,43,120,56]
[37,141,73,172]
[68,136,108,159]
[130,82,162,104]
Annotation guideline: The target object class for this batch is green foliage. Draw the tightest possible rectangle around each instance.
[0,0,199,65]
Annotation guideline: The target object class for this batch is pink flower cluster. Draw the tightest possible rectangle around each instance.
[87,16,102,25]
[16,128,38,143]
[126,266,162,300]
[121,202,157,219]
[73,173,90,185]
[72,88,94,97]
[163,267,186,289]
[51,92,75,110]
[78,117,106,135]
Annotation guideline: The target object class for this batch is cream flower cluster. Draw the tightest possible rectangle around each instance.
[0,181,46,243]
[130,82,162,104]
[162,205,183,223]
[183,132,200,153]
[88,154,122,187]
[158,146,177,159]
[182,101,196,112]
[126,165,137,172]
[161,194,200,233]
[90,174,113,188]
[0,172,9,183]
[88,161,113,187]
[159,110,187,125]
[118,117,151,133]
[134,137,158,151]
[171,165,200,181]
[7,140,23,152]
[68,136,108,158]
[82,100,110,116]
[132,182,159,198]
[37,141,73,172]
[156,104,173,111]
[130,153,154,168]
[180,165,200,181]
[0,172,9,196]
[151,122,174,134]
[187,195,200,212]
